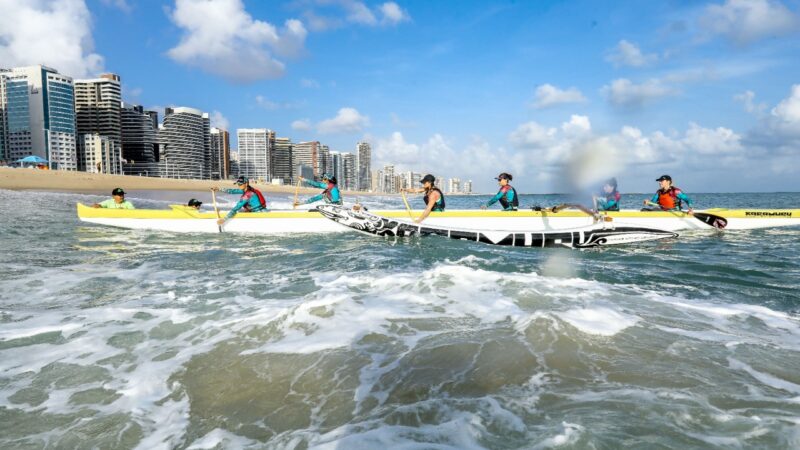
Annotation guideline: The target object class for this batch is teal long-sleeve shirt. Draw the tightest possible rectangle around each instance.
[485,185,517,210]
[222,188,266,219]
[303,179,342,204]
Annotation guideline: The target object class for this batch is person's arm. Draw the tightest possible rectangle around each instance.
[223,188,245,194]
[485,190,503,207]
[123,201,135,210]
[225,198,248,219]
[596,197,609,210]
[97,199,115,208]
[402,187,423,194]
[415,191,439,223]
[645,192,658,205]
[676,191,693,212]
[303,179,327,189]
[304,193,324,204]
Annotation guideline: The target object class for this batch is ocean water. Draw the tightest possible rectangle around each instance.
[1,188,799,449]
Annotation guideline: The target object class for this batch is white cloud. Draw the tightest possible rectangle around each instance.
[380,2,409,25]
[602,78,677,108]
[532,84,587,109]
[255,95,279,110]
[300,78,320,88]
[291,119,312,131]
[734,90,767,114]
[301,0,411,31]
[699,0,800,45]
[0,0,104,78]
[767,84,800,137]
[167,0,307,83]
[605,40,658,67]
[683,122,743,154]
[508,122,558,149]
[101,0,132,13]
[210,110,229,130]
[317,107,370,134]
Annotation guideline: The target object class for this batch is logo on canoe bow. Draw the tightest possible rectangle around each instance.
[744,211,793,217]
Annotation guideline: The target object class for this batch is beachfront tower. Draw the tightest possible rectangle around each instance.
[293,141,320,179]
[158,107,210,179]
[342,152,356,191]
[74,73,122,174]
[0,65,77,170]
[356,141,371,191]
[237,128,274,182]
[272,137,294,185]
[210,127,230,180]
[120,103,159,177]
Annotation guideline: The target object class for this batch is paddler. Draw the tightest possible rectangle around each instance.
[594,178,621,211]
[212,176,268,226]
[92,187,135,209]
[644,175,693,214]
[187,198,203,210]
[481,172,519,211]
[294,173,342,206]
[401,174,445,223]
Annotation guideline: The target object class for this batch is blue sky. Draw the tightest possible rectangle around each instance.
[2,0,799,193]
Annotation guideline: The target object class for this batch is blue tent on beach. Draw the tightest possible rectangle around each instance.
[16,155,49,164]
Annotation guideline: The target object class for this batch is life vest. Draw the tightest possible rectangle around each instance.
[323,182,342,204]
[656,186,682,210]
[498,185,519,210]
[423,187,446,212]
[242,187,267,212]
[603,191,621,211]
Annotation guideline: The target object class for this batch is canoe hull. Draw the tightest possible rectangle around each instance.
[316,205,678,248]
[75,203,800,234]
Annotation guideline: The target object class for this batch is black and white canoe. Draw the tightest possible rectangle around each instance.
[316,205,678,248]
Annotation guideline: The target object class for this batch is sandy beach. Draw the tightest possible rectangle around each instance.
[0,167,378,196]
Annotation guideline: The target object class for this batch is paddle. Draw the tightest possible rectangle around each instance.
[401,190,415,221]
[644,201,727,229]
[550,203,600,220]
[211,188,223,233]
[293,177,301,209]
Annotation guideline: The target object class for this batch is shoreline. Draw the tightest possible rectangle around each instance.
[0,167,385,196]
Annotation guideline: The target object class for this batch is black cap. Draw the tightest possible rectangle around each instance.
[187,198,202,207]
[495,172,512,181]
[112,187,126,196]
[655,175,672,182]
[234,176,249,185]
[420,174,435,184]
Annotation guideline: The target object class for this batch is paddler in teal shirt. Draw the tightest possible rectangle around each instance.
[295,173,343,206]
[212,176,267,225]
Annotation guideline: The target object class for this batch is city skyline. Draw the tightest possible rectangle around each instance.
[0,1,798,192]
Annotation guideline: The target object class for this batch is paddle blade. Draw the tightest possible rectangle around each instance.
[694,212,727,229]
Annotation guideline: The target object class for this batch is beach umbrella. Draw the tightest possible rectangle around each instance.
[16,155,49,164]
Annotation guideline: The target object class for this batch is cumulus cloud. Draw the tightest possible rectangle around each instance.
[0,0,104,78]
[605,40,659,67]
[167,0,307,83]
[602,78,677,108]
[317,107,370,134]
[210,110,230,130]
[101,0,132,13]
[300,78,320,88]
[767,84,800,137]
[734,90,767,114]
[532,84,587,109]
[699,0,800,45]
[301,0,410,31]
[291,119,312,131]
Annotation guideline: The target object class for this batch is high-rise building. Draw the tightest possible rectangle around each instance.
[158,106,210,179]
[121,103,159,176]
[447,177,461,194]
[319,144,331,176]
[382,164,396,193]
[342,152,356,191]
[272,137,293,184]
[237,128,274,181]
[463,180,473,194]
[402,171,421,189]
[293,141,319,178]
[0,65,77,169]
[209,127,230,180]
[356,141,371,191]
[79,134,122,174]
[74,73,122,173]
[330,151,343,185]
[229,150,239,177]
